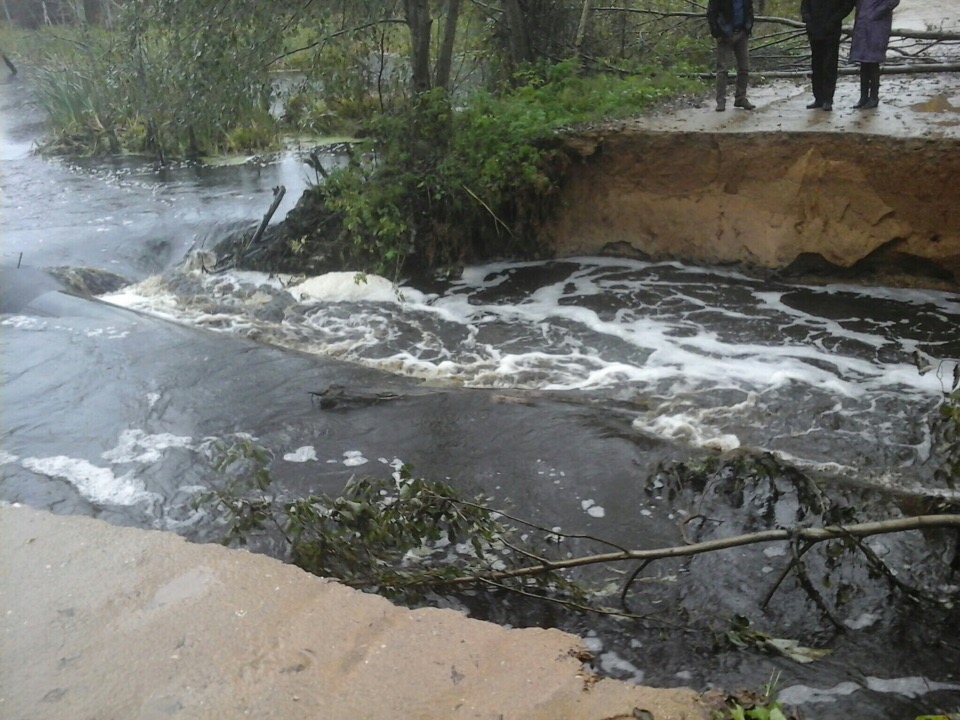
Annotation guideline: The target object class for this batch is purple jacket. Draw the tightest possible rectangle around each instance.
[849,0,900,63]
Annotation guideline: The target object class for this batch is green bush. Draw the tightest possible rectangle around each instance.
[9,8,281,159]
[310,61,703,277]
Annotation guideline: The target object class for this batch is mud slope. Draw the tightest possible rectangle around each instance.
[544,130,960,286]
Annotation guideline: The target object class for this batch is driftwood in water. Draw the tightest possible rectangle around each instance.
[309,384,404,410]
[249,185,286,249]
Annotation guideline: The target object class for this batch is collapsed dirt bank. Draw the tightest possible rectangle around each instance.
[537,68,960,289]
[544,129,960,287]
[236,73,960,290]
[0,505,709,720]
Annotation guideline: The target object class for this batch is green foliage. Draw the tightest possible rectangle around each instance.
[14,3,282,159]
[934,386,960,487]
[32,60,121,155]
[723,616,831,663]
[284,471,510,591]
[195,436,276,546]
[726,700,789,720]
[308,62,701,276]
[198,439,524,597]
[915,354,960,487]
[282,90,339,135]
[716,672,796,720]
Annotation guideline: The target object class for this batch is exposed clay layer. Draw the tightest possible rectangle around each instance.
[544,131,960,287]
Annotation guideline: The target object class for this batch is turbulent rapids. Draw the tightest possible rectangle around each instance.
[106,257,959,491]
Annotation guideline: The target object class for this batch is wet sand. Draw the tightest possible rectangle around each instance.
[629,0,960,140]
[631,72,960,140]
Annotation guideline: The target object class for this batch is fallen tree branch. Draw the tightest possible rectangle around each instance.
[593,6,960,40]
[269,19,407,65]
[247,185,286,250]
[696,62,960,79]
[418,514,960,587]
[789,536,844,629]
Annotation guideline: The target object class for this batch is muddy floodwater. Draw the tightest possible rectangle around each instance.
[2,68,960,719]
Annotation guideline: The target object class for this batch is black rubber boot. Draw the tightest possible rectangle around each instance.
[853,65,871,108]
[863,64,881,108]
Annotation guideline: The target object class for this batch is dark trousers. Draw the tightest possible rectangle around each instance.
[808,35,841,104]
[716,30,750,102]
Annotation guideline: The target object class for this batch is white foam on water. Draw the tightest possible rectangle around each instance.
[103,277,188,321]
[97,258,958,477]
[0,450,20,464]
[84,327,129,339]
[290,272,426,303]
[21,456,157,506]
[778,682,861,705]
[781,675,960,706]
[809,282,960,312]
[283,446,318,463]
[101,429,194,464]
[1,315,49,330]
[636,412,741,452]
[596,651,645,683]
[865,676,960,698]
[101,261,956,401]
[343,450,368,467]
[580,499,606,518]
[843,612,880,630]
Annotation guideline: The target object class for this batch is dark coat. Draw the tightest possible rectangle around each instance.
[801,0,856,39]
[707,0,755,38]
[849,0,900,63]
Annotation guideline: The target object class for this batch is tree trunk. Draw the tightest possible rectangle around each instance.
[72,0,87,24]
[503,0,532,67]
[435,0,461,90]
[574,0,593,62]
[405,0,433,95]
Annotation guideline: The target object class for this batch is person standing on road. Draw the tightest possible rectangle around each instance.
[707,0,759,111]
[849,0,900,109]
[801,0,856,111]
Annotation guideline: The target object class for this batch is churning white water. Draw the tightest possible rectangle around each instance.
[103,256,959,491]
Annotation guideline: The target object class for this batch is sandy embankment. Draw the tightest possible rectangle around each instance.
[542,0,960,287]
[0,505,709,720]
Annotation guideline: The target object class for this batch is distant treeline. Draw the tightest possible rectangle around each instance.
[2,0,118,28]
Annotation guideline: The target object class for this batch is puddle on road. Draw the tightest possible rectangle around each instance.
[911,93,960,113]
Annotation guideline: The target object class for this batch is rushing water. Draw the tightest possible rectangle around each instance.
[2,70,960,718]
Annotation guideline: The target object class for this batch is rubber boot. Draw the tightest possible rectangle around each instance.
[861,64,880,109]
[853,65,870,108]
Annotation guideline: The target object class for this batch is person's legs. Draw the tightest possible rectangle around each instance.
[731,31,755,109]
[855,62,880,109]
[807,36,824,108]
[866,62,881,108]
[821,38,840,109]
[715,37,733,111]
